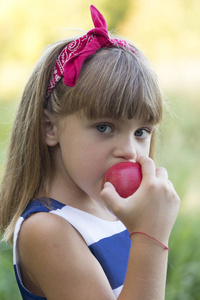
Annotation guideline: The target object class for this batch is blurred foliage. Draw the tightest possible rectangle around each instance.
[0,241,21,300]
[0,101,18,175]
[0,0,200,299]
[158,92,200,299]
[157,91,200,202]
[166,213,200,300]
[101,0,132,30]
[1,0,200,101]
[122,0,200,60]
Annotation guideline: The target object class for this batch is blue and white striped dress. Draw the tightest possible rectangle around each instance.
[13,198,131,299]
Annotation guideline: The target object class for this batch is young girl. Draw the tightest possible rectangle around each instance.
[0,5,180,300]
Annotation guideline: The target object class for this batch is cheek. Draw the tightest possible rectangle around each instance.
[146,141,151,156]
[61,139,105,181]
[136,140,151,157]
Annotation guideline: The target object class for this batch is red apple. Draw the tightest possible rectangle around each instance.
[102,162,142,198]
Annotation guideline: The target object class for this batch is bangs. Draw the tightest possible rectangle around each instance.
[50,47,163,124]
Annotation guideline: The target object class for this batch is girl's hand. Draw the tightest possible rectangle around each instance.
[100,156,180,245]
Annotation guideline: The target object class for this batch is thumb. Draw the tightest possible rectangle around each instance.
[100,182,123,215]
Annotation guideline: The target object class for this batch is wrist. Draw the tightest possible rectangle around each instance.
[129,231,169,252]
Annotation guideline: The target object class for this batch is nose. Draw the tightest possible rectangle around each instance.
[113,135,137,161]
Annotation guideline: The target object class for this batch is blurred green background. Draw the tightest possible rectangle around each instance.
[0,0,200,299]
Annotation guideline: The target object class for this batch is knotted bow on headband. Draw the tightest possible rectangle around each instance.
[46,5,135,99]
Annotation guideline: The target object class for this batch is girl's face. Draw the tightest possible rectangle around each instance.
[49,113,155,202]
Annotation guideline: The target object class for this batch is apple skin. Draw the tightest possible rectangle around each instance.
[102,162,142,198]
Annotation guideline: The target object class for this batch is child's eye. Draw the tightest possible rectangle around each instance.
[96,124,113,134]
[135,129,149,139]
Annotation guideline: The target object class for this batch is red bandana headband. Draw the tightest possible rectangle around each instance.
[46,5,136,99]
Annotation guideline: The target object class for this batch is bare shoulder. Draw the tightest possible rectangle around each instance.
[19,212,77,249]
[18,212,115,300]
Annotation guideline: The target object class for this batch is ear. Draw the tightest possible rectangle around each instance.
[43,109,59,146]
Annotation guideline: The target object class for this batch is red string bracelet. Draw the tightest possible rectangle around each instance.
[129,232,170,251]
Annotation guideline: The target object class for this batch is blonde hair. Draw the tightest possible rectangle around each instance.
[0,36,163,243]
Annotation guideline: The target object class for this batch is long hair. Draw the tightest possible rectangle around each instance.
[0,36,163,243]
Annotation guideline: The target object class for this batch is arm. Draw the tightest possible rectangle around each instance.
[18,212,117,300]
[119,234,168,299]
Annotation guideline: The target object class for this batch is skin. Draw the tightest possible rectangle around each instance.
[18,111,180,299]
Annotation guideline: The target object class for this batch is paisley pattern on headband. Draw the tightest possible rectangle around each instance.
[47,34,96,98]
[46,5,135,99]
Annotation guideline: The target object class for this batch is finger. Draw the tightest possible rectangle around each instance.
[137,156,156,180]
[100,182,124,215]
[156,167,168,179]
[168,179,173,186]
[168,179,176,192]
